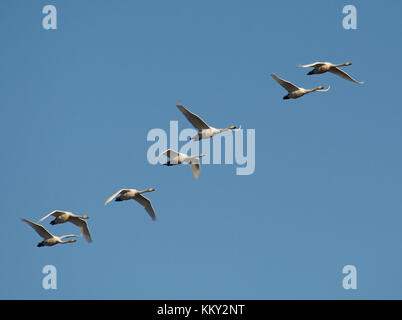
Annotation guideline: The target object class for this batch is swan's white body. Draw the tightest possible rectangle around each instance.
[104,188,157,221]
[297,61,364,84]
[37,210,92,243]
[176,103,239,140]
[161,149,204,179]
[271,74,330,99]
[22,218,79,247]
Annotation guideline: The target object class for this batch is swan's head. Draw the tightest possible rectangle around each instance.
[70,239,77,243]
[317,86,324,90]
[345,62,352,66]
[228,125,236,130]
[82,216,89,219]
[199,153,205,158]
[148,188,155,192]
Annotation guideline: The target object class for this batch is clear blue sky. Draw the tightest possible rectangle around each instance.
[1,0,401,299]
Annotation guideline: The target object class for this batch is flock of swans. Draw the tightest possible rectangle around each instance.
[272,61,363,99]
[21,103,240,246]
[21,61,363,247]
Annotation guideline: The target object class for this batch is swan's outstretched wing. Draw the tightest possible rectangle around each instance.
[161,149,180,159]
[329,67,364,84]
[37,210,67,223]
[316,85,331,92]
[297,62,324,68]
[161,149,182,165]
[134,195,157,221]
[271,74,300,93]
[104,189,127,206]
[176,103,210,130]
[189,160,201,179]
[69,217,92,243]
[22,218,53,240]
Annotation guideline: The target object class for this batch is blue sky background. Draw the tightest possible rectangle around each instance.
[1,0,401,299]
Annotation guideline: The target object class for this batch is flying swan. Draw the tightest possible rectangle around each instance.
[271,74,330,99]
[297,61,364,84]
[22,218,79,247]
[37,210,92,243]
[176,103,240,141]
[161,149,204,179]
[104,188,157,221]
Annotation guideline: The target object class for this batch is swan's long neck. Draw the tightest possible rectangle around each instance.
[60,239,76,244]
[306,86,324,93]
[335,63,349,67]
[59,235,78,242]
[219,127,234,133]
[189,154,203,160]
[305,87,320,93]
[138,189,153,194]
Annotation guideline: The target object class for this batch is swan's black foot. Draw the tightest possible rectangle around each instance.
[283,96,290,100]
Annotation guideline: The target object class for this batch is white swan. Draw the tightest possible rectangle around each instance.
[297,62,364,84]
[22,218,79,247]
[104,188,157,221]
[271,74,330,99]
[161,149,204,179]
[177,103,240,141]
[37,210,92,243]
